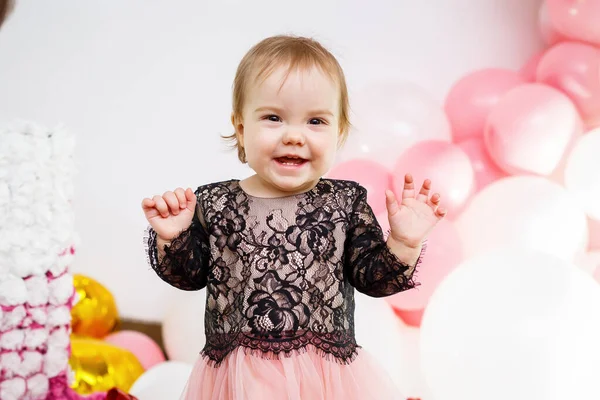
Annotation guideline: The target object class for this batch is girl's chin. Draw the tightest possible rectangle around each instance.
[265,176,320,195]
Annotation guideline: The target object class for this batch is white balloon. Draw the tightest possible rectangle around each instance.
[162,290,206,364]
[565,129,600,220]
[455,175,588,261]
[420,249,600,400]
[335,127,379,164]
[354,294,429,398]
[129,361,193,400]
[341,82,451,168]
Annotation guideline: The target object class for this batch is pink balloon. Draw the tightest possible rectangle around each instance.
[484,83,582,175]
[536,42,600,127]
[589,217,600,251]
[457,138,507,192]
[394,308,424,328]
[594,257,600,283]
[327,159,391,215]
[104,330,165,370]
[445,68,526,142]
[392,141,474,217]
[547,0,600,45]
[538,2,567,45]
[519,51,545,82]
[386,219,463,312]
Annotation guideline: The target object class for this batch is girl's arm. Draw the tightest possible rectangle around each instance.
[344,184,425,297]
[145,193,211,291]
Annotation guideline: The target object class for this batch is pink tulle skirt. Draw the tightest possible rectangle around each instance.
[180,347,404,400]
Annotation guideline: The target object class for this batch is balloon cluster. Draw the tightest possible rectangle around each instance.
[70,275,197,400]
[69,274,165,396]
[125,291,205,399]
[328,1,600,399]
[331,0,600,327]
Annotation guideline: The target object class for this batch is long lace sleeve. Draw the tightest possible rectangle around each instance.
[344,184,424,297]
[145,194,211,291]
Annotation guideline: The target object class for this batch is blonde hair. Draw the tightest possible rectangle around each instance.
[225,34,351,163]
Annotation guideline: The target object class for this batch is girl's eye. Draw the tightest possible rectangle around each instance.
[265,115,281,122]
[309,118,325,125]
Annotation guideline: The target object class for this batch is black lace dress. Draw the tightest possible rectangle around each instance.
[146,179,424,399]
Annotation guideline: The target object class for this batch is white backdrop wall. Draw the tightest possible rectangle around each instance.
[0,0,543,321]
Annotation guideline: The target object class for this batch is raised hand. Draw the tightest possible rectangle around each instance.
[141,187,197,241]
[385,174,446,249]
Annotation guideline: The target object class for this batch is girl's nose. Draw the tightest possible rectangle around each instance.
[282,128,305,146]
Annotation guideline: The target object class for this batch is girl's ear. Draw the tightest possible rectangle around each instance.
[231,112,244,148]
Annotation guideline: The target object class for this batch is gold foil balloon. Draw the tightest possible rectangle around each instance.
[72,274,119,338]
[70,337,145,394]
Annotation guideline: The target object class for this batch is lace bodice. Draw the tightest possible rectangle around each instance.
[146,179,424,366]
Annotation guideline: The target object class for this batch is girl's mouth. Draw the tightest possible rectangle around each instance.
[275,156,308,167]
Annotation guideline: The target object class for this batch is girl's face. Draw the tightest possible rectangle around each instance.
[236,65,340,197]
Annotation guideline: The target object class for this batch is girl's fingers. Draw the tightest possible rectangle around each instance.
[401,174,415,200]
[427,193,441,211]
[162,191,180,216]
[185,188,197,211]
[174,188,187,209]
[416,179,431,202]
[141,198,155,210]
[141,198,160,218]
[145,188,196,219]
[386,190,400,216]
[153,195,169,218]
[436,207,447,218]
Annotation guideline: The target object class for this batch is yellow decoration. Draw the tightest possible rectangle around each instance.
[71,274,119,338]
[69,337,145,394]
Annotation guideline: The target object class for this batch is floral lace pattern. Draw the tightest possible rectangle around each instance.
[146,179,424,366]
